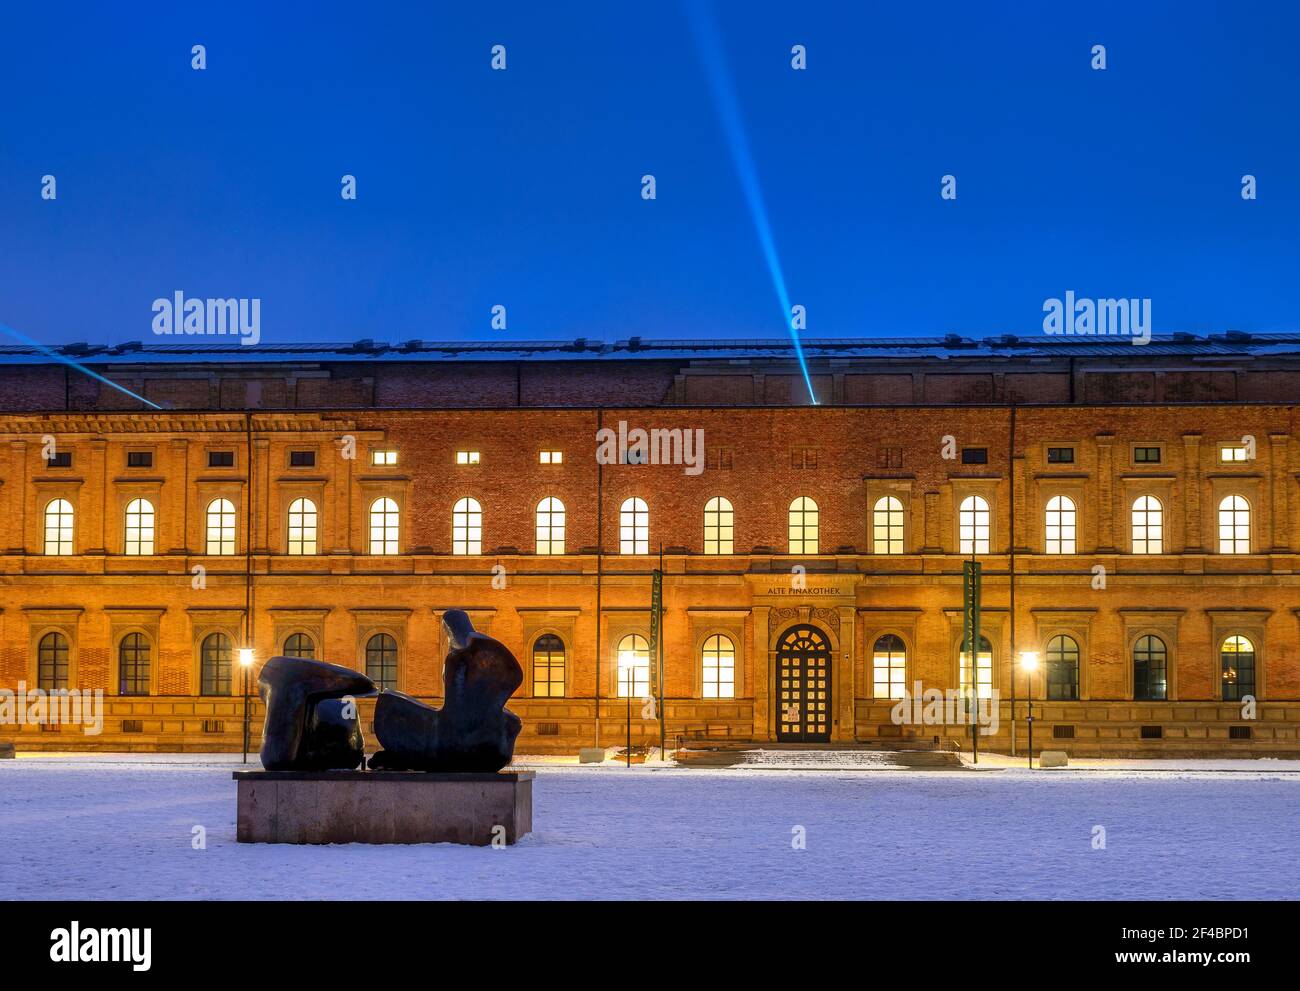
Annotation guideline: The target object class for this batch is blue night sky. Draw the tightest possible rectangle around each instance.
[1,1,1297,348]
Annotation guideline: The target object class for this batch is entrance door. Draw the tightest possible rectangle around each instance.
[775,625,832,742]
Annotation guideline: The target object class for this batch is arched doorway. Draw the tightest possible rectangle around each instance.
[775,625,832,742]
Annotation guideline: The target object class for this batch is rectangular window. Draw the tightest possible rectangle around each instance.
[1046,447,1074,464]
[539,450,563,464]
[707,447,734,470]
[1219,444,1249,463]
[46,451,73,468]
[289,450,316,467]
[371,449,398,466]
[208,451,235,468]
[456,450,481,465]
[791,448,817,469]
[126,451,153,468]
[1133,446,1161,464]
[960,448,988,465]
[879,447,904,469]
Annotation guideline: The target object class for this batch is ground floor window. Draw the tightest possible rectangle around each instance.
[959,635,993,700]
[1046,634,1080,700]
[1221,635,1256,701]
[1133,635,1167,700]
[872,634,906,699]
[283,633,316,659]
[366,633,398,691]
[532,634,565,697]
[200,633,232,696]
[119,634,150,695]
[701,634,735,698]
[616,633,650,697]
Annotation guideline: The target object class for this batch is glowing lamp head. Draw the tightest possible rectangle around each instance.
[238,648,255,668]
[1020,651,1040,673]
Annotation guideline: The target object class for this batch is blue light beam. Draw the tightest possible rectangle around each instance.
[0,324,164,409]
[685,1,818,404]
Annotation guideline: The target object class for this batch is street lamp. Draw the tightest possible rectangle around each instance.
[238,648,255,764]
[1019,650,1039,769]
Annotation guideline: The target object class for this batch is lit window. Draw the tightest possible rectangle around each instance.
[1220,635,1255,701]
[44,499,74,555]
[872,496,903,554]
[366,633,398,691]
[283,633,315,659]
[287,498,318,555]
[1133,635,1167,701]
[539,450,563,464]
[1046,634,1080,700]
[1218,495,1250,554]
[205,498,237,555]
[619,497,648,554]
[536,497,565,555]
[616,633,650,698]
[1131,495,1163,554]
[959,635,993,700]
[369,497,400,554]
[703,497,734,555]
[37,632,69,691]
[872,634,906,700]
[200,632,232,696]
[1220,445,1249,463]
[788,497,819,554]
[453,497,482,554]
[372,450,398,466]
[958,495,990,554]
[1045,495,1076,554]
[124,498,155,555]
[119,633,150,696]
[532,634,565,697]
[701,634,735,699]
[456,450,480,465]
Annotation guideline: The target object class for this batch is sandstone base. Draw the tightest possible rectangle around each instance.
[233,770,533,845]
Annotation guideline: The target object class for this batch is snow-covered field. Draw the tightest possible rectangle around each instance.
[1,754,1296,900]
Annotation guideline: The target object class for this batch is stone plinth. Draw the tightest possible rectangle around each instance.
[233,770,533,845]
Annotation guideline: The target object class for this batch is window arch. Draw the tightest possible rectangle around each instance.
[124,498,155,555]
[703,497,734,555]
[37,631,69,690]
[119,633,151,696]
[701,634,735,699]
[1131,495,1163,554]
[369,497,399,554]
[205,498,237,555]
[287,498,318,555]
[1217,495,1250,554]
[366,633,398,690]
[453,497,483,555]
[1220,635,1255,701]
[872,496,903,554]
[1044,495,1077,554]
[44,499,74,555]
[616,633,650,698]
[200,632,232,696]
[958,496,990,554]
[1133,634,1167,701]
[788,497,819,554]
[532,633,566,697]
[283,633,316,659]
[619,498,648,554]
[536,497,565,555]
[959,634,993,700]
[872,634,907,700]
[1046,634,1080,700]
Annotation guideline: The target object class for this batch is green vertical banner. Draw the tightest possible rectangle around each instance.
[962,560,982,731]
[648,569,662,701]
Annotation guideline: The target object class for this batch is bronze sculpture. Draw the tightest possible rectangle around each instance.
[257,656,375,771]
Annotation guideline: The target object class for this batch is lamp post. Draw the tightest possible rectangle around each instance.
[1019,650,1038,769]
[238,648,255,764]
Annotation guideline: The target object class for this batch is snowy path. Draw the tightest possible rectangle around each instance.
[1,755,1296,900]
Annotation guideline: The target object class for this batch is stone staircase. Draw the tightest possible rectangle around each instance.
[673,743,965,770]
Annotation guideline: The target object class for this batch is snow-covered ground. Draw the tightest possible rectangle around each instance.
[1,753,1296,900]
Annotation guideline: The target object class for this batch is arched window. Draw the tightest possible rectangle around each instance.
[872,634,907,700]
[1220,635,1256,701]
[872,496,903,554]
[283,633,315,659]
[453,497,483,555]
[616,633,650,698]
[366,633,398,690]
[205,498,236,555]
[959,634,993,700]
[958,496,990,554]
[532,634,565,697]
[369,497,399,554]
[37,631,69,690]
[619,498,648,554]
[124,498,155,555]
[44,499,74,555]
[200,632,232,696]
[119,633,150,696]
[788,497,819,554]
[1131,495,1163,554]
[703,497,734,555]
[1218,495,1250,554]
[701,634,735,699]
[1044,496,1076,554]
[1133,634,1167,701]
[287,498,318,555]
[1046,634,1080,701]
[536,497,565,555]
